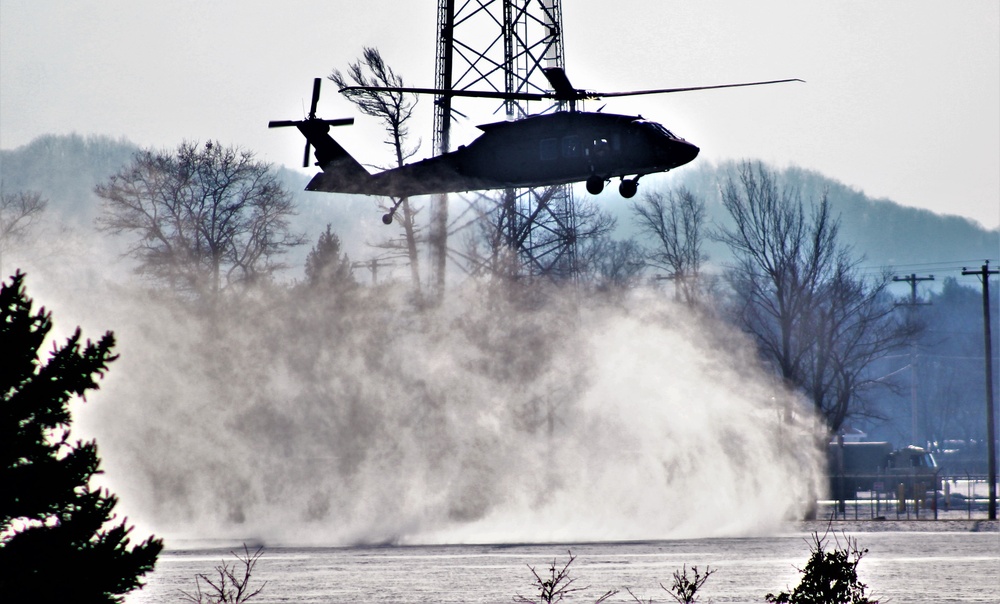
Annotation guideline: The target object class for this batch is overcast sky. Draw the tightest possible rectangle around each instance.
[2,1,998,229]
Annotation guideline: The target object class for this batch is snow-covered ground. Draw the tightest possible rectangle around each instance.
[130,522,998,604]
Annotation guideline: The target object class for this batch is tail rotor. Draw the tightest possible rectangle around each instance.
[269,77,354,168]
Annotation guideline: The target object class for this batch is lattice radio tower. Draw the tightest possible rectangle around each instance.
[429,0,579,289]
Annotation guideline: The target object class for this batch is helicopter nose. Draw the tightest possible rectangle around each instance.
[656,138,699,169]
[674,140,699,167]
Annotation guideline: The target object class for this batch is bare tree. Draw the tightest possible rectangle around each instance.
[331,48,422,294]
[715,162,914,433]
[631,187,706,305]
[95,141,304,299]
[716,163,840,383]
[0,190,47,273]
[580,237,645,292]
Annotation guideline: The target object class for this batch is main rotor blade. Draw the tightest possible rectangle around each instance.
[268,117,355,128]
[542,67,576,100]
[309,77,322,118]
[339,78,804,104]
[317,117,356,127]
[593,78,805,98]
[339,85,549,102]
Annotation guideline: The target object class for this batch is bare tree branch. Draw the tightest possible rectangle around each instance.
[0,190,47,250]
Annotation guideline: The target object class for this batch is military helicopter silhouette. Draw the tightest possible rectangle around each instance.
[270,68,800,223]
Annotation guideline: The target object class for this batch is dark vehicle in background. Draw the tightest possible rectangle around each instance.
[827,441,940,500]
[930,439,991,475]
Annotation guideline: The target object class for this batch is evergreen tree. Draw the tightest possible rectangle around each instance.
[304,224,354,289]
[0,271,162,602]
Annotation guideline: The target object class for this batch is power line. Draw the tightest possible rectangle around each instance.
[894,258,998,268]
[862,258,1000,273]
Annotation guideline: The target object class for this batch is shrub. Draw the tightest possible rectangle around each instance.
[514,551,616,604]
[766,531,879,604]
[180,544,267,604]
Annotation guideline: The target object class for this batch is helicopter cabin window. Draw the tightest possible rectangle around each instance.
[540,138,559,161]
[589,138,610,158]
[561,135,581,158]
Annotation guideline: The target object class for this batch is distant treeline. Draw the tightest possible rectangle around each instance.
[3,133,997,273]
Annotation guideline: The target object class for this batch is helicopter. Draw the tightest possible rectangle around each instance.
[269,68,800,222]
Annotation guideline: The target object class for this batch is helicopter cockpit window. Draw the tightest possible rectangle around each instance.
[635,119,678,140]
[540,138,559,161]
[562,135,581,158]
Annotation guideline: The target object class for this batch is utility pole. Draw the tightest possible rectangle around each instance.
[352,257,404,285]
[893,273,934,446]
[962,261,998,521]
[893,273,935,307]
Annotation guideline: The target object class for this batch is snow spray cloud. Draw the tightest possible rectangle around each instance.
[8,232,823,546]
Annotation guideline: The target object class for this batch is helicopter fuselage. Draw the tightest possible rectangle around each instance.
[303,111,699,198]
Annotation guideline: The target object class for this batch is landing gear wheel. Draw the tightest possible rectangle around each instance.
[383,198,405,225]
[586,175,605,195]
[619,179,638,199]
